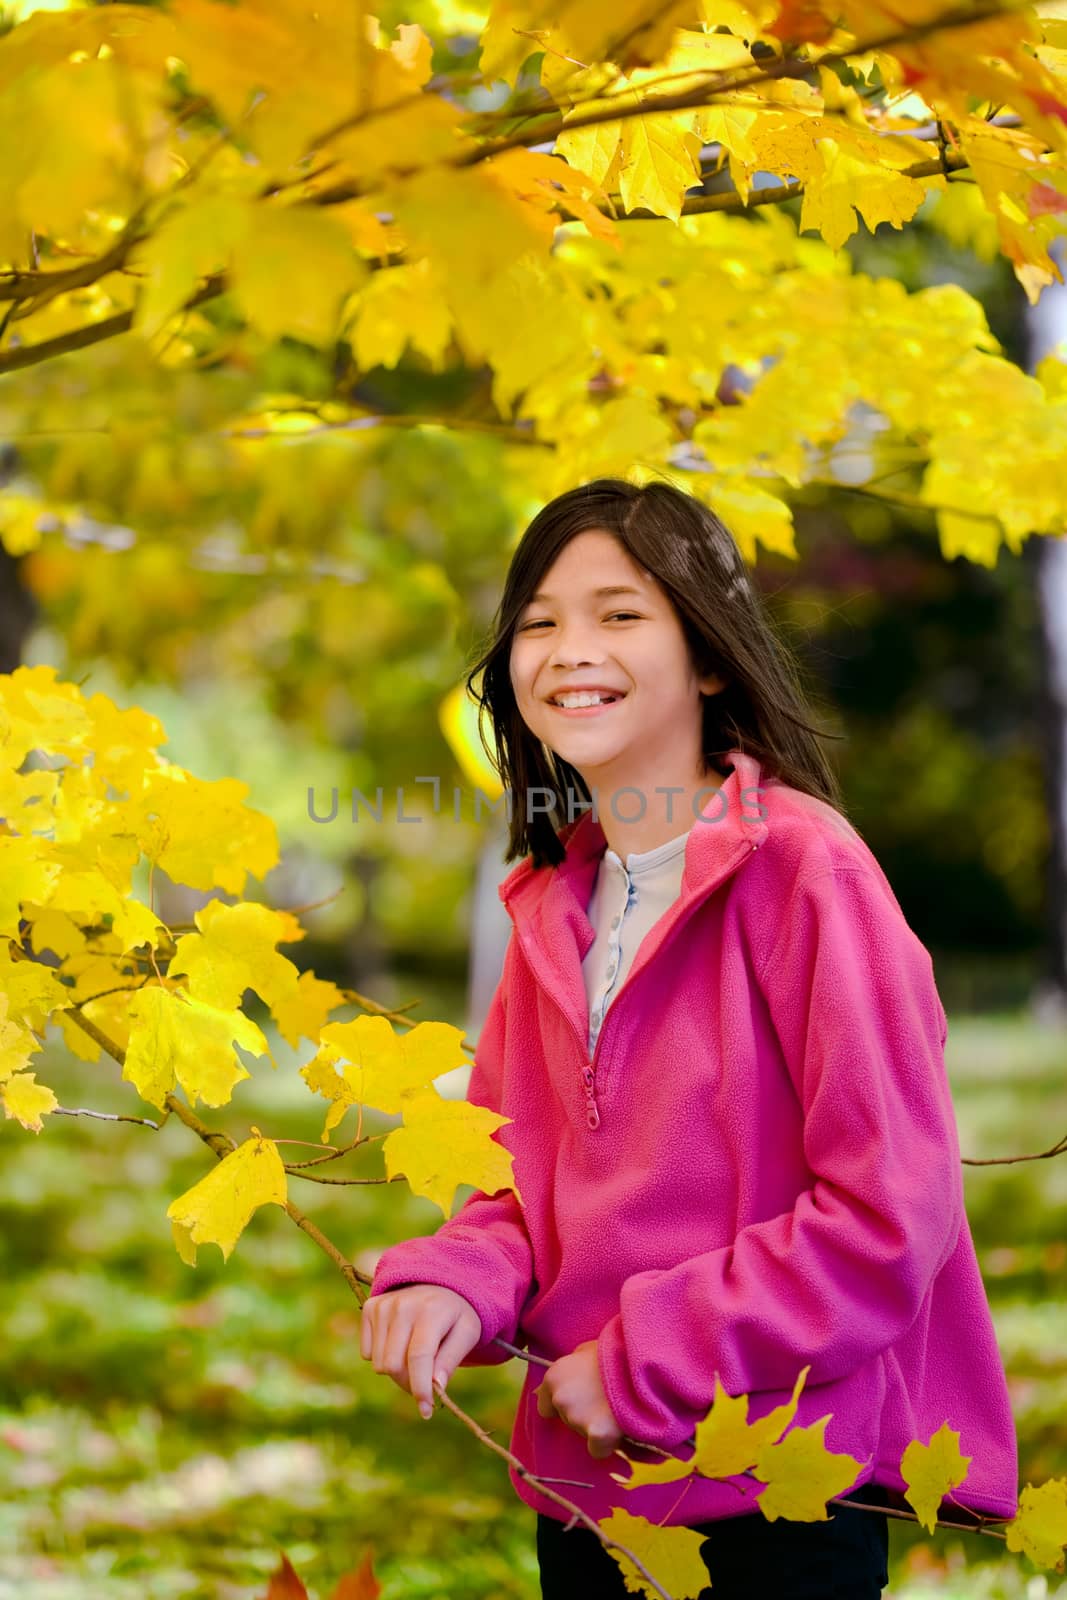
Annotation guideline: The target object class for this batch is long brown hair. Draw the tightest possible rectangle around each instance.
[465,475,845,869]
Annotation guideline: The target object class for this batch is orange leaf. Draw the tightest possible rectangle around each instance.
[1030,89,1067,126]
[767,0,835,45]
[328,1549,382,1599]
[261,1551,309,1600]
[1029,181,1067,218]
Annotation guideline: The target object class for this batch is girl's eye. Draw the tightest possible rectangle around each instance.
[519,613,640,631]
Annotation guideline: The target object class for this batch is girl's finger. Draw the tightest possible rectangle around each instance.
[406,1323,442,1413]
[372,1297,398,1374]
[429,1320,475,1399]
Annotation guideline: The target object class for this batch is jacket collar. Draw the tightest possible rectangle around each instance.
[497,749,771,1051]
[498,746,769,918]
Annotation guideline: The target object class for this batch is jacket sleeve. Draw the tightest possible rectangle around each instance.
[366,936,535,1367]
[596,864,964,1447]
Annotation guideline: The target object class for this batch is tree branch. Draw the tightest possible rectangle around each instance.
[307,0,1028,164]
[0,274,226,376]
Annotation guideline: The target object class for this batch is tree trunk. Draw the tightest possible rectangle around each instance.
[1024,249,1067,1020]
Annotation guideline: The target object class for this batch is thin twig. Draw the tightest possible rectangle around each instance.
[963,1130,1067,1165]
[280,1144,368,1167]
[283,1167,408,1186]
[52,1106,164,1127]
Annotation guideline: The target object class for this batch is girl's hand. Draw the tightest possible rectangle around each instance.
[360,1284,482,1420]
[536,1338,624,1460]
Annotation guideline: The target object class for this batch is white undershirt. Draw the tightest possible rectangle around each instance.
[581,826,691,1056]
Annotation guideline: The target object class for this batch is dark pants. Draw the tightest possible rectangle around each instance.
[537,1483,891,1600]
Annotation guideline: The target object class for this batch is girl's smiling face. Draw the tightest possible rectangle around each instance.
[509,528,726,810]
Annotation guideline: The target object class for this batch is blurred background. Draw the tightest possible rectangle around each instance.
[2,33,1067,1598]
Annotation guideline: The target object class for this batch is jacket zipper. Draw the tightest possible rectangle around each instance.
[516,839,759,1131]
[519,930,604,1128]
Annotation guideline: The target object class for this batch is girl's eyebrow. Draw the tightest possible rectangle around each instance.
[525,584,645,605]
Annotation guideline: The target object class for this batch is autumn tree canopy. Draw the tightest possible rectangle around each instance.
[0,0,1066,578]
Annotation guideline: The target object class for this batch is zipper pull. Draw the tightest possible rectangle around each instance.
[581,1065,600,1129]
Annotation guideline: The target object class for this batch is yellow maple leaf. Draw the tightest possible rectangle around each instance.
[956,122,1067,303]
[300,1042,362,1142]
[1005,1478,1067,1571]
[1036,351,1067,404]
[306,1015,468,1125]
[0,762,58,834]
[380,162,558,360]
[83,690,167,798]
[42,858,166,958]
[0,492,44,557]
[753,1415,865,1522]
[552,0,699,74]
[271,969,348,1051]
[690,473,797,562]
[169,0,383,176]
[1,1069,58,1132]
[562,393,676,483]
[167,1128,288,1265]
[690,1365,811,1481]
[170,898,303,1014]
[26,905,86,964]
[348,259,455,375]
[0,992,40,1085]
[131,765,278,897]
[475,251,599,420]
[494,147,621,247]
[124,984,272,1111]
[566,65,708,223]
[331,89,467,186]
[544,52,619,109]
[478,0,549,87]
[1,56,168,247]
[0,664,91,768]
[383,1085,523,1217]
[229,205,366,347]
[699,101,763,199]
[935,506,1002,569]
[610,1448,697,1491]
[700,0,779,31]
[559,74,627,188]
[597,1506,710,1600]
[900,1422,973,1534]
[800,139,931,251]
[0,942,69,1035]
[0,836,63,940]
[133,189,257,339]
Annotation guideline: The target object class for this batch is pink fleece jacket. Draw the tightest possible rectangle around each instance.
[368,748,1019,1529]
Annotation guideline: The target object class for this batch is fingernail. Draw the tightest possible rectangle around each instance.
[419,1401,432,1419]
[433,1370,445,1388]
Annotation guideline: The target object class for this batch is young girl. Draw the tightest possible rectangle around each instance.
[360,476,1019,1598]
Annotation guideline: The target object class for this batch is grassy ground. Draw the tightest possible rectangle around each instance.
[2,1011,1065,1599]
